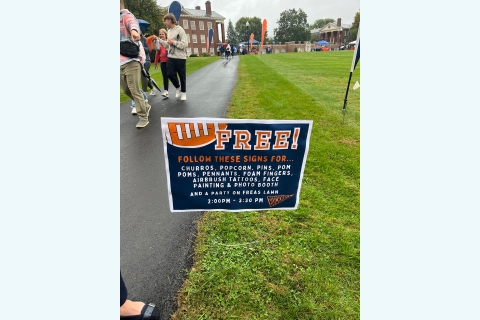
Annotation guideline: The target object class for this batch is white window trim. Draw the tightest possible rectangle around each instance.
[199,21,204,30]
[200,35,205,43]
[183,20,188,29]
[190,21,196,30]
[192,34,197,43]
[193,48,199,54]
[207,22,212,30]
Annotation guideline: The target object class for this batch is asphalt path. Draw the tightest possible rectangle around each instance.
[121,56,239,319]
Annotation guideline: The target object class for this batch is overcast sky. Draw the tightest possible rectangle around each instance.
[162,0,360,37]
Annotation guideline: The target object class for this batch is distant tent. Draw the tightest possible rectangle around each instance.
[246,39,260,44]
[315,40,330,45]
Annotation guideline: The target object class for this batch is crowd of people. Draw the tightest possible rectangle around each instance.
[120,0,187,129]
[217,43,238,59]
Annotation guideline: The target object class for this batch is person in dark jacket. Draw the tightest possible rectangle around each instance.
[140,33,156,96]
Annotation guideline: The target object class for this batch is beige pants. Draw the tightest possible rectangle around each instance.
[120,61,149,121]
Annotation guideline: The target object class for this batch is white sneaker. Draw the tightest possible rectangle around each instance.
[131,107,137,115]
[181,92,187,101]
[161,90,169,97]
[150,89,156,96]
[175,87,181,99]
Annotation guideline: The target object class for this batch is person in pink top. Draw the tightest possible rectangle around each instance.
[120,0,151,128]
[154,29,169,98]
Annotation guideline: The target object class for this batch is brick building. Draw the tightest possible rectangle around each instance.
[310,18,352,49]
[164,1,226,56]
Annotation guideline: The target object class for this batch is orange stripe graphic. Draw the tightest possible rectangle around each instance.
[167,122,228,147]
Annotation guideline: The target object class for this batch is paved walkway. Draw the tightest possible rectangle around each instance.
[120,57,239,319]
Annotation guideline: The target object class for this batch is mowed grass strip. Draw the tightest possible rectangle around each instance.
[120,56,220,104]
[173,51,359,320]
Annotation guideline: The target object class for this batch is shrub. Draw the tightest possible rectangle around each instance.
[294,47,298,52]
[189,54,199,57]
[201,52,210,57]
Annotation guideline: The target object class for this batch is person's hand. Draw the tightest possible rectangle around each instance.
[167,37,174,45]
[131,29,140,41]
[154,64,158,69]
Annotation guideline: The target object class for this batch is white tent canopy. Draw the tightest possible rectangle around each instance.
[348,41,356,45]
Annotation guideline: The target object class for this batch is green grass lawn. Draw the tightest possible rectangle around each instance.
[173,51,360,320]
[120,56,221,104]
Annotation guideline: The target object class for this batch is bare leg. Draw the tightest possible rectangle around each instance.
[120,300,145,317]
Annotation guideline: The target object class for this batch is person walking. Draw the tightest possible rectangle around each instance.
[154,29,169,98]
[130,32,153,115]
[130,90,148,115]
[140,33,156,96]
[156,13,188,101]
[120,0,151,128]
[220,44,225,59]
[225,43,231,60]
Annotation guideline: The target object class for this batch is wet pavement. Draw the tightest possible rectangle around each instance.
[120,57,239,319]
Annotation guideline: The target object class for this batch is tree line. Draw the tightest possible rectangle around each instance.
[123,1,360,46]
[123,0,167,37]
[226,9,360,45]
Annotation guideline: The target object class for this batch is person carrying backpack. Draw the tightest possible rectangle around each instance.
[120,0,151,128]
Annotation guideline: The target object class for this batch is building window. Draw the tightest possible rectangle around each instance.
[183,20,188,29]
[193,48,198,54]
[192,34,197,43]
[186,34,190,44]
[190,21,196,30]
[210,48,214,54]
[207,22,212,30]
[200,35,205,43]
[199,21,204,30]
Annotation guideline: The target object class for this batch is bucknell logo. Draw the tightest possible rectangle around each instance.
[165,122,228,148]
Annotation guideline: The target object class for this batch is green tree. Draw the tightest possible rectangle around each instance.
[347,12,360,43]
[309,18,335,30]
[235,17,267,45]
[273,8,310,43]
[226,20,239,45]
[123,0,167,37]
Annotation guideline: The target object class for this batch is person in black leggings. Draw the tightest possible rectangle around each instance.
[154,29,170,98]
